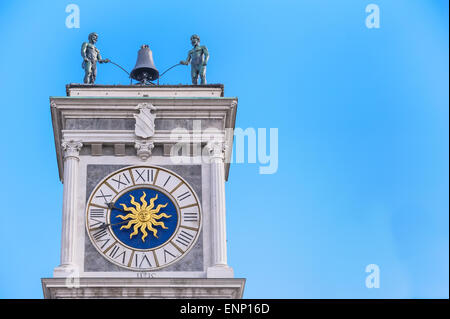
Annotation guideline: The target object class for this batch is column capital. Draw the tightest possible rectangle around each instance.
[135,139,155,161]
[61,140,83,160]
[205,142,225,161]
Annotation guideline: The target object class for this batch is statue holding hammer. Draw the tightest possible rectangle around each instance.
[180,34,209,85]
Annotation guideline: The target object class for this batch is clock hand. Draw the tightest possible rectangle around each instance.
[106,201,127,213]
[89,202,130,231]
[93,219,130,231]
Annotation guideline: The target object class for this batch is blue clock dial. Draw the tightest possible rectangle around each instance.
[110,187,179,250]
[87,165,201,271]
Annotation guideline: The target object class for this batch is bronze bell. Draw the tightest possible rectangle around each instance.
[130,45,159,83]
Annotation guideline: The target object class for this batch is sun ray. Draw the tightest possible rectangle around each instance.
[152,213,171,220]
[140,224,148,242]
[152,203,168,214]
[146,222,158,238]
[148,194,158,210]
[130,222,142,239]
[120,219,138,230]
[120,203,138,215]
[151,219,169,229]
[116,213,136,220]
[140,192,147,210]
[129,195,141,210]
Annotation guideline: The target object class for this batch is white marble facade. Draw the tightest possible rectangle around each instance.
[43,84,244,298]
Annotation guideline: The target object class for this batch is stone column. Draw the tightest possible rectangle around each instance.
[54,140,82,277]
[206,142,234,278]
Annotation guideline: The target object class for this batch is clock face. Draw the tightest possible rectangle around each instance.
[86,165,202,271]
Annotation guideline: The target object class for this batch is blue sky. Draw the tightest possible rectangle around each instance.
[0,0,448,298]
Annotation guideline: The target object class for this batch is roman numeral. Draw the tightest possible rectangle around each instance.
[90,208,104,218]
[109,245,120,257]
[163,176,171,187]
[177,191,191,201]
[111,173,130,189]
[175,230,194,247]
[135,254,152,268]
[89,208,105,227]
[92,229,111,249]
[135,169,154,183]
[95,189,112,203]
[93,229,108,240]
[183,212,198,222]
[109,245,126,264]
[163,249,176,263]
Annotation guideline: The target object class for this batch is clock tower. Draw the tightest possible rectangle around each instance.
[41,84,245,299]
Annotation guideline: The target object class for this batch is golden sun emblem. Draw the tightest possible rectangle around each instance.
[116,192,172,242]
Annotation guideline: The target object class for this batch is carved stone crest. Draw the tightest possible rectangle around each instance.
[134,103,156,138]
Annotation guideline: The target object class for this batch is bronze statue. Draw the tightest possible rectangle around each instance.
[180,34,209,85]
[81,32,109,84]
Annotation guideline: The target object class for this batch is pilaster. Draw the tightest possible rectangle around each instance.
[205,142,234,278]
[53,140,82,277]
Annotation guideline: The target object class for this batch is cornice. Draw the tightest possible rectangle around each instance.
[50,97,237,181]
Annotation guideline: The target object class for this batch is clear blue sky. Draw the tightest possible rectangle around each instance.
[0,0,448,298]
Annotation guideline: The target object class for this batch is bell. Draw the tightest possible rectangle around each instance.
[130,45,159,83]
